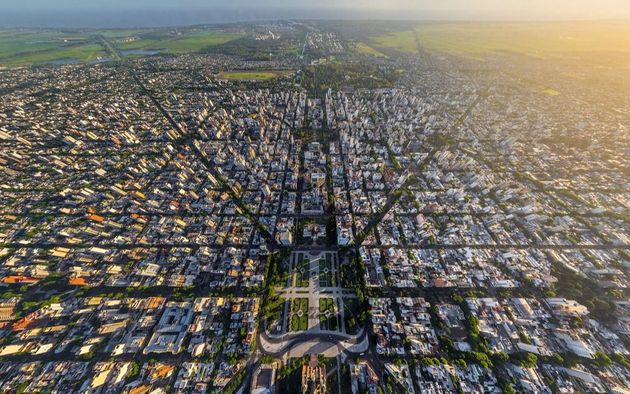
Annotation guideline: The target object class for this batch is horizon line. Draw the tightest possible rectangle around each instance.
[2,17,630,30]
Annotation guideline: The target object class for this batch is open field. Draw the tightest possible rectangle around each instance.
[149,31,243,54]
[0,43,108,67]
[0,31,69,59]
[416,22,630,57]
[370,30,417,53]
[98,29,147,38]
[368,22,630,61]
[543,88,561,96]
[217,70,292,81]
[0,30,109,67]
[118,30,243,54]
[0,28,243,67]
[354,42,388,58]
[0,30,90,58]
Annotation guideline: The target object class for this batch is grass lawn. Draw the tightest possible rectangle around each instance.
[98,29,146,38]
[295,254,310,288]
[119,31,242,53]
[368,22,630,62]
[159,31,243,53]
[0,35,60,60]
[318,253,336,288]
[0,30,109,67]
[542,88,561,96]
[1,43,108,67]
[355,42,388,58]
[117,38,160,50]
[0,30,89,58]
[218,70,292,81]
[318,297,338,331]
[290,298,309,332]
[282,44,301,56]
[370,30,418,53]
[414,22,630,59]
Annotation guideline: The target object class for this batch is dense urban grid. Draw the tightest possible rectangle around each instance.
[0,21,629,394]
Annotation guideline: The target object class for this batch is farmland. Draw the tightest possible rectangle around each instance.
[0,28,243,67]
[414,22,630,58]
[366,22,630,62]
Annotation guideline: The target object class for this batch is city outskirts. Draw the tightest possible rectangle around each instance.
[0,4,629,394]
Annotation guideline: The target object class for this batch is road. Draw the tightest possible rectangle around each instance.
[258,322,367,357]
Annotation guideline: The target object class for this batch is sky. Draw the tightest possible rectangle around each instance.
[1,0,629,27]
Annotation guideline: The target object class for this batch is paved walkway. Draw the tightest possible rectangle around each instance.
[260,250,368,357]
[258,326,368,357]
[280,250,350,334]
[308,255,321,330]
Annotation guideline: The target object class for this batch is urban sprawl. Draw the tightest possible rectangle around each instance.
[0,22,628,394]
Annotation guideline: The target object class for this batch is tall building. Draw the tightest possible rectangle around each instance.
[301,355,327,394]
[251,363,276,394]
[0,298,17,322]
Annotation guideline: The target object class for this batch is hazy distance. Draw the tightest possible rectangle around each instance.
[1,0,629,28]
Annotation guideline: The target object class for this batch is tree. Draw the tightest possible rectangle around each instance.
[439,335,455,353]
[126,361,140,381]
[512,352,538,368]
[593,352,612,368]
[471,352,492,369]
[453,359,467,368]
[347,317,356,331]
[492,352,509,365]
[550,353,564,365]
[503,384,516,394]
[79,351,95,361]
[227,352,238,365]
[612,353,630,368]
[16,381,30,394]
